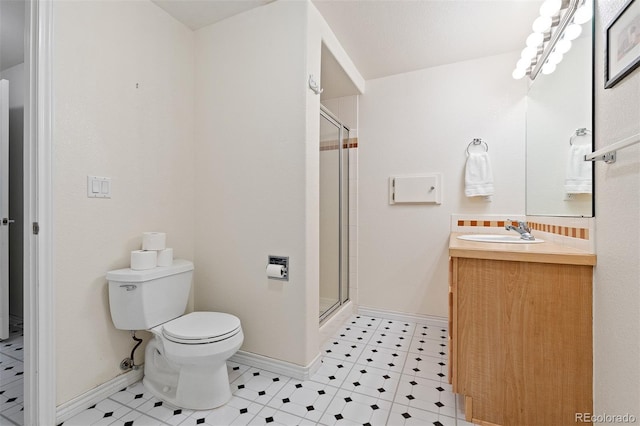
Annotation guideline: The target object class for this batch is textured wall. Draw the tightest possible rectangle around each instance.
[358,52,527,317]
[593,0,640,418]
[53,0,195,404]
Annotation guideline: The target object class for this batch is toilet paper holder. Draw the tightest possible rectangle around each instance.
[267,255,289,281]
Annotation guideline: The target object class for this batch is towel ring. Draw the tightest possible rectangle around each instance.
[466,138,488,156]
[570,128,592,145]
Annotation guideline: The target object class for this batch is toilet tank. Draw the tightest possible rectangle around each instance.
[107,259,194,330]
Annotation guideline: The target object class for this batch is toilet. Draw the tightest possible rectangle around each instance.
[107,259,243,410]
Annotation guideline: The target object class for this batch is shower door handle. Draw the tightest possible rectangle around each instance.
[1,218,15,226]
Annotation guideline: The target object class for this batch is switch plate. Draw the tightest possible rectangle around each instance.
[87,176,111,198]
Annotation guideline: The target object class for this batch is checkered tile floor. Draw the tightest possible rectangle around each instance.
[58,314,472,425]
[0,315,25,426]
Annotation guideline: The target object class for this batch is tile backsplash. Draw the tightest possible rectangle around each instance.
[451,214,594,252]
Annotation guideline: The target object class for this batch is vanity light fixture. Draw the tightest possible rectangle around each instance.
[512,0,592,80]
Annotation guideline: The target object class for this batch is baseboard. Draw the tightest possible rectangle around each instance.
[319,300,355,345]
[230,350,322,382]
[357,305,448,328]
[56,368,143,423]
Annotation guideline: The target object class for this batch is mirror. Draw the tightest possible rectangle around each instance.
[525,28,593,217]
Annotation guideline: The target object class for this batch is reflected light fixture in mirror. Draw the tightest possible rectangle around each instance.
[512,0,592,80]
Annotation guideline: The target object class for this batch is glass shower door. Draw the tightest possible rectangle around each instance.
[319,107,349,321]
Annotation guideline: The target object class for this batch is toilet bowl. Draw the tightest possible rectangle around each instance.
[144,312,244,409]
[107,260,243,410]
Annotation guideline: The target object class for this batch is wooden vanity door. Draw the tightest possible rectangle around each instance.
[456,258,593,426]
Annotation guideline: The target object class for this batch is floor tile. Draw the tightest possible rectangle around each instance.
[250,405,308,425]
[309,356,353,388]
[109,384,152,410]
[228,361,251,384]
[53,314,454,426]
[388,403,456,426]
[137,397,193,425]
[62,399,132,426]
[334,324,374,344]
[232,368,289,405]
[266,378,338,423]
[1,404,23,426]
[355,345,408,373]
[0,316,24,426]
[367,330,411,352]
[407,337,448,358]
[395,375,456,418]
[319,388,392,426]
[345,315,382,330]
[377,319,416,336]
[0,378,24,412]
[402,354,447,382]
[321,338,366,362]
[180,396,262,426]
[339,364,401,402]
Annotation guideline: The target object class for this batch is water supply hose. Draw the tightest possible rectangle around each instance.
[130,331,143,369]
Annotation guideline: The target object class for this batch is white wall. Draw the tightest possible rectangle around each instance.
[0,62,24,317]
[53,0,195,404]
[358,52,527,317]
[193,0,363,368]
[593,0,640,417]
[193,0,315,367]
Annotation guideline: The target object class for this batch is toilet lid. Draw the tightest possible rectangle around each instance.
[162,312,241,344]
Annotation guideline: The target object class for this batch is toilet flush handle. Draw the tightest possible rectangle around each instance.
[120,284,137,291]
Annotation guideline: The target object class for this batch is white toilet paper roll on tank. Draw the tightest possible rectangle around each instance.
[157,248,173,267]
[142,232,166,250]
[131,250,157,270]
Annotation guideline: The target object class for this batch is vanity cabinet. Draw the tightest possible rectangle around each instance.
[449,234,596,426]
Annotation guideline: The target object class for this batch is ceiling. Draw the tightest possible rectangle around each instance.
[151,0,543,81]
[151,0,275,31]
[313,0,542,80]
[1,1,544,85]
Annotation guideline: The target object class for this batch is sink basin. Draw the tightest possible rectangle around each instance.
[457,234,544,244]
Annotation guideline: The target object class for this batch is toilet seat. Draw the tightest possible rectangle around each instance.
[162,312,241,344]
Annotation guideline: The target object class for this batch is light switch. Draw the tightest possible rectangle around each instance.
[87,176,112,198]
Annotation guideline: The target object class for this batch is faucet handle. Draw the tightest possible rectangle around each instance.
[506,219,529,230]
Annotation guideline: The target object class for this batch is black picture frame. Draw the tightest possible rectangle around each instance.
[605,0,640,88]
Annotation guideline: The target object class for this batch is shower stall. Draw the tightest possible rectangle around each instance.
[319,106,349,322]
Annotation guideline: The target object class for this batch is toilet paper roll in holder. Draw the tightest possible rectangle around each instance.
[267,255,289,281]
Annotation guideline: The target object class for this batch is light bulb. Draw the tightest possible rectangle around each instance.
[512,68,527,80]
[542,62,557,75]
[526,32,544,48]
[564,23,583,41]
[574,3,593,24]
[532,16,552,33]
[517,58,531,70]
[548,51,563,65]
[540,0,562,17]
[555,39,572,54]
[521,46,538,60]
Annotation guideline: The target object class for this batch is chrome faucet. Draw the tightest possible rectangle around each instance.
[505,219,535,241]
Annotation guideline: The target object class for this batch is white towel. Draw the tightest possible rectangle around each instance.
[465,152,494,197]
[564,144,592,194]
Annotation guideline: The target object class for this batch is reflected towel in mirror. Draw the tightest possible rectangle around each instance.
[465,152,494,197]
[564,144,592,194]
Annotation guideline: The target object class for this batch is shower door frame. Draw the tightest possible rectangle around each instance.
[319,106,349,323]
